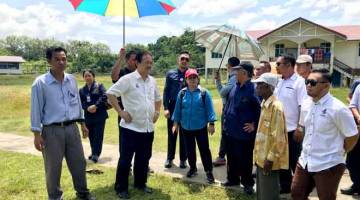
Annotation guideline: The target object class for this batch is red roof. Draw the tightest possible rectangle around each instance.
[246,19,360,41]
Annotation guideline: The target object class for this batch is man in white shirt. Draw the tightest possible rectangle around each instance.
[107,51,162,199]
[274,55,307,193]
[291,69,359,200]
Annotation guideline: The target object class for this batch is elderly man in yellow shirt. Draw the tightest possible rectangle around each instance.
[252,73,289,200]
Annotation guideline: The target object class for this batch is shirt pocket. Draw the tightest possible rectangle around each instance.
[68,89,79,105]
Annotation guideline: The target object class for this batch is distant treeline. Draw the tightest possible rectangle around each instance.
[0,29,205,75]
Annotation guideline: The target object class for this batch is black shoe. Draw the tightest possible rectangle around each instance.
[148,167,154,174]
[244,186,254,195]
[91,155,99,163]
[164,159,173,168]
[186,168,198,178]
[116,191,130,199]
[76,192,96,200]
[221,181,239,187]
[88,155,93,160]
[341,186,360,195]
[179,161,187,169]
[206,171,215,184]
[135,186,153,194]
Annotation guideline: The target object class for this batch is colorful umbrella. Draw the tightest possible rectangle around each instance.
[69,0,176,46]
[195,25,264,71]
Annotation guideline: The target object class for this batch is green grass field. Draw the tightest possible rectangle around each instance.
[0,74,349,153]
[0,150,250,200]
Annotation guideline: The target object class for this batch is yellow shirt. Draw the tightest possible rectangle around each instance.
[253,95,289,170]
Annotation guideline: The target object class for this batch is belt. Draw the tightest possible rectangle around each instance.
[44,119,82,127]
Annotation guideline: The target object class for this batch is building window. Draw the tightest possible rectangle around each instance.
[275,44,284,57]
[320,42,331,53]
[0,62,19,69]
[211,52,222,58]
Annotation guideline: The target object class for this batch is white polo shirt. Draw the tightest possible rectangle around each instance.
[350,84,360,110]
[107,70,162,133]
[299,93,358,172]
[275,73,307,132]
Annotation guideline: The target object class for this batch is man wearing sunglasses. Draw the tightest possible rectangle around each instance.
[163,51,190,169]
[292,69,359,200]
[274,55,307,194]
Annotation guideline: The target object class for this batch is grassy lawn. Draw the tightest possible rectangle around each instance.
[0,74,349,154]
[0,150,250,200]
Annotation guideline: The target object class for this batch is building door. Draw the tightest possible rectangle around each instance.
[332,69,341,87]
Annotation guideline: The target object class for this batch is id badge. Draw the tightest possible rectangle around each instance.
[86,95,91,102]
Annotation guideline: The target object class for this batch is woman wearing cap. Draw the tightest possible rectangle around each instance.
[79,69,108,163]
[172,68,217,183]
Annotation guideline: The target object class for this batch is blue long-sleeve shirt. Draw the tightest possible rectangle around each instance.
[223,80,261,140]
[30,72,84,132]
[215,70,237,106]
[172,86,217,131]
[163,68,187,110]
[79,81,108,124]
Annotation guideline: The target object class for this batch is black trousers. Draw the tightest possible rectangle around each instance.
[182,127,213,172]
[280,131,302,191]
[225,134,255,187]
[346,139,360,190]
[167,100,187,161]
[86,119,106,157]
[218,112,226,158]
[114,127,154,193]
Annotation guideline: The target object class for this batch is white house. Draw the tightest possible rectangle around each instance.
[0,56,25,74]
[205,17,360,86]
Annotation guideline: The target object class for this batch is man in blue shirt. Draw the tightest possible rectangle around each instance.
[162,51,190,169]
[222,62,261,195]
[213,57,239,167]
[30,47,95,200]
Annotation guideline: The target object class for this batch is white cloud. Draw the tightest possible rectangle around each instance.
[227,12,258,29]
[177,0,258,17]
[248,20,278,30]
[261,5,289,17]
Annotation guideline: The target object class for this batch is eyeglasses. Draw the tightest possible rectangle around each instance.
[276,62,287,66]
[305,79,328,87]
[187,76,198,80]
[181,57,189,62]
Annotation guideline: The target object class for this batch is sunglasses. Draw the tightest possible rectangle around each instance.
[276,62,287,66]
[305,79,328,87]
[180,57,189,62]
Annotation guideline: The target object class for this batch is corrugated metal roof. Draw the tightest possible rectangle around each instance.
[0,56,26,63]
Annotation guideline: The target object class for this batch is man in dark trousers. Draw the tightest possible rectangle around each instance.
[162,51,190,169]
[222,62,261,195]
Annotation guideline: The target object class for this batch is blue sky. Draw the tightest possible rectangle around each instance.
[1,0,359,52]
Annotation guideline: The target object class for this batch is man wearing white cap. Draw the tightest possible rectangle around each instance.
[296,55,313,79]
[253,73,289,200]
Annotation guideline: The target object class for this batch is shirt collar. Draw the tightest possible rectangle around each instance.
[229,70,237,76]
[261,95,276,108]
[45,71,70,84]
[315,92,331,105]
[134,70,149,81]
[237,79,252,88]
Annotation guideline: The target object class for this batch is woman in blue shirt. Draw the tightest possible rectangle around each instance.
[172,69,217,184]
[79,70,108,163]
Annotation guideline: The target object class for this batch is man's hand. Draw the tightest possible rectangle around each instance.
[172,123,179,135]
[208,124,215,135]
[243,122,255,133]
[118,48,126,60]
[293,128,304,143]
[119,110,132,123]
[34,133,45,151]
[81,123,89,138]
[214,71,220,81]
[153,111,160,123]
[87,105,97,113]
[164,110,171,119]
[263,159,273,175]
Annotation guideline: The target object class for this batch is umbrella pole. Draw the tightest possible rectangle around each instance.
[123,0,125,47]
[217,34,233,73]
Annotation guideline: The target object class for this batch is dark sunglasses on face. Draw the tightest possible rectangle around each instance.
[305,79,328,87]
[181,57,189,62]
[276,62,287,66]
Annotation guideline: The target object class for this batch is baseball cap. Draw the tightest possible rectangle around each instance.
[185,68,198,78]
[252,73,279,87]
[296,55,313,64]
[233,61,254,75]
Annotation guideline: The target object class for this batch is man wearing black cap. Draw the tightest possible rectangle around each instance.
[213,57,240,166]
[222,62,261,195]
